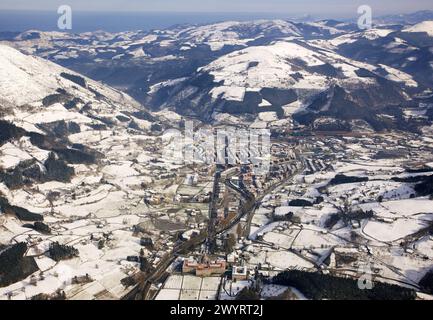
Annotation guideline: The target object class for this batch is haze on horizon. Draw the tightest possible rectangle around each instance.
[1,0,433,18]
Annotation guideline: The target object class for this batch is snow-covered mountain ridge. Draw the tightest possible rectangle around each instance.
[3,17,431,132]
[0,45,188,299]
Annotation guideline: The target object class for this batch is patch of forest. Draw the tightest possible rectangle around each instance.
[272,270,416,300]
[48,242,79,261]
[329,174,369,185]
[0,242,39,287]
[0,196,43,221]
[419,269,433,294]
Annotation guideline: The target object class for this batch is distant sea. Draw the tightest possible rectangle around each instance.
[0,10,314,33]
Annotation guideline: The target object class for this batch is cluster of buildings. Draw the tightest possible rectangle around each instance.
[182,257,227,277]
[181,255,249,281]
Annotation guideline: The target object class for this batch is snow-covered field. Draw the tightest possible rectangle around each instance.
[243,134,433,291]
[156,275,220,300]
[0,44,210,300]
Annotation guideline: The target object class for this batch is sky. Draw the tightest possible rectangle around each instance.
[1,0,433,17]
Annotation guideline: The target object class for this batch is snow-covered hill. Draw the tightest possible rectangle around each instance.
[175,19,302,51]
[403,20,433,36]
[145,39,420,130]
[0,44,139,108]
[0,19,356,101]
[0,45,185,299]
[202,41,416,91]
[2,18,432,131]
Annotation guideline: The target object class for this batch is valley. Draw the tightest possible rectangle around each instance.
[0,12,433,301]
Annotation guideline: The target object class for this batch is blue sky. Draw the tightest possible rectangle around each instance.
[1,0,432,17]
